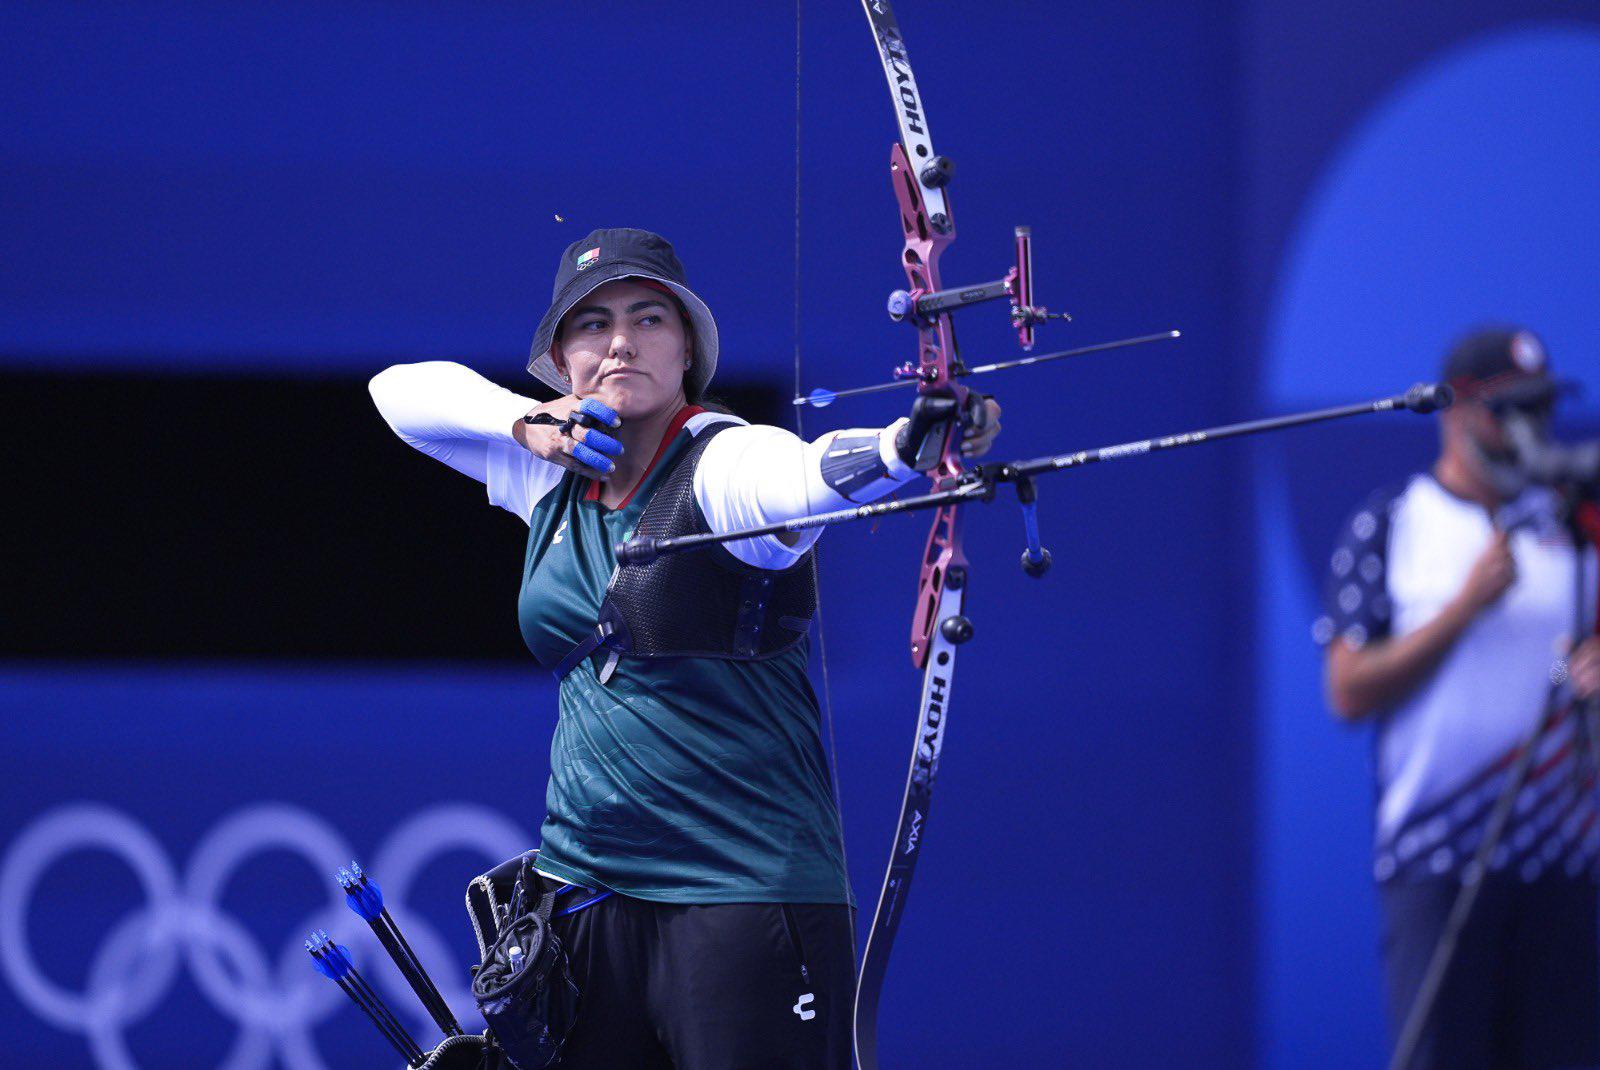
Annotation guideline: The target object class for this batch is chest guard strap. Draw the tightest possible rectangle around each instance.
[555,422,817,681]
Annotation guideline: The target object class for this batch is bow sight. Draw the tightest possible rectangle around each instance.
[793,153,1181,412]
[796,188,1181,411]
[885,225,1069,351]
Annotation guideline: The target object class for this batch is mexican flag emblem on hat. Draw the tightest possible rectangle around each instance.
[528,227,721,398]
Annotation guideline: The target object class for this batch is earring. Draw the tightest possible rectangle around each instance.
[684,359,692,368]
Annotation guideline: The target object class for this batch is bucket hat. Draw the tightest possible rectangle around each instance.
[527,228,718,398]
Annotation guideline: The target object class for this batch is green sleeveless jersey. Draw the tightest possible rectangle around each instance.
[517,411,851,905]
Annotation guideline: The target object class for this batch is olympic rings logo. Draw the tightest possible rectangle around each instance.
[0,801,529,1069]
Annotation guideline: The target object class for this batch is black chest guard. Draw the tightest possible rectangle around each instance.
[553,422,817,681]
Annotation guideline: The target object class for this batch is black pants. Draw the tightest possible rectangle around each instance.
[552,890,855,1069]
[1381,876,1599,1069]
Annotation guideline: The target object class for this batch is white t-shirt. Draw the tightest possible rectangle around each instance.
[1316,474,1600,883]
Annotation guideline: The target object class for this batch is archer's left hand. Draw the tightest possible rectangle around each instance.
[896,393,1003,471]
[961,396,1003,459]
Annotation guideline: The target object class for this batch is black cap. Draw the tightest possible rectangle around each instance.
[1441,326,1568,408]
[528,228,719,397]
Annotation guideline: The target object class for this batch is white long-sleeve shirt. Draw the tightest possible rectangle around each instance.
[368,361,918,568]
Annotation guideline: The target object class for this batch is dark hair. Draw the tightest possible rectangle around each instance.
[695,392,734,415]
[685,329,733,412]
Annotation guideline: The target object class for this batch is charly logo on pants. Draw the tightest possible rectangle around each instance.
[0,801,528,1070]
[792,991,816,1021]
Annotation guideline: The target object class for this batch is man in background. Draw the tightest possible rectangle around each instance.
[1317,326,1600,1068]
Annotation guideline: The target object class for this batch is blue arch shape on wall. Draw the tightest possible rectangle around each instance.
[1266,25,1600,409]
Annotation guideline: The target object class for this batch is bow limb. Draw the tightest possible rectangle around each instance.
[853,2,972,1067]
[852,573,963,1070]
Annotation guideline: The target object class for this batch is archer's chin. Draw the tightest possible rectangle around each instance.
[594,383,673,421]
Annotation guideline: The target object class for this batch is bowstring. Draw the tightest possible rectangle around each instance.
[793,0,859,965]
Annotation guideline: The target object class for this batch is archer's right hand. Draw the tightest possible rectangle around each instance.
[513,396,624,481]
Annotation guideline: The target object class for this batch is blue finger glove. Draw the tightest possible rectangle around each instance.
[566,399,622,473]
[572,440,615,474]
[580,427,624,458]
[579,396,620,425]
[572,398,623,471]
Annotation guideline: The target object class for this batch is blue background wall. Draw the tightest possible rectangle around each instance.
[2,2,1597,1066]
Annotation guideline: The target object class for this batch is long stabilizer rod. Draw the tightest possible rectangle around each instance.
[1008,381,1451,478]
[616,382,1452,566]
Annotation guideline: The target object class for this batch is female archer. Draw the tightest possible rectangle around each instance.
[370,227,998,1068]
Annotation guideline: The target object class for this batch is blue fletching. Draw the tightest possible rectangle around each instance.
[341,860,384,921]
[306,929,351,981]
[309,950,339,980]
[325,941,355,979]
[805,388,836,409]
[578,398,621,427]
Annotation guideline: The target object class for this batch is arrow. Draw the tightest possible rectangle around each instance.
[794,330,1181,408]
